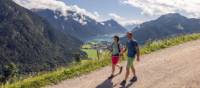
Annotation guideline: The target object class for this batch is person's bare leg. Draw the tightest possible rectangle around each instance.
[131,65,136,76]
[108,64,115,79]
[125,67,130,81]
[120,67,129,86]
[130,65,137,82]
[116,64,121,68]
[111,64,115,75]
[116,64,123,74]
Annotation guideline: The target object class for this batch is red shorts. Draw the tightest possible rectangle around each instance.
[112,56,119,65]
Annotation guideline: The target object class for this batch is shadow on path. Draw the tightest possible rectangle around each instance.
[96,79,113,88]
[96,73,120,88]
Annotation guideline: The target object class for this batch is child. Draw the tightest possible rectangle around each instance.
[120,32,140,86]
[108,35,123,79]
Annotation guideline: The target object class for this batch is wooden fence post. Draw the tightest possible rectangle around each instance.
[97,49,100,60]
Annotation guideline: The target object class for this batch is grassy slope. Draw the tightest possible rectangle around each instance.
[82,49,97,59]
[2,33,200,88]
[81,43,98,59]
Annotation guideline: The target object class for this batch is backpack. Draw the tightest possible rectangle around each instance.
[117,43,121,53]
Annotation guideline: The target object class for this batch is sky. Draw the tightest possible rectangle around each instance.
[62,0,149,25]
[13,0,200,26]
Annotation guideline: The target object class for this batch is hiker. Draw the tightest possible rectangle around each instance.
[120,32,140,86]
[108,35,123,79]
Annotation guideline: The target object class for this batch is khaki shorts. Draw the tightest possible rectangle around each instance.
[127,57,135,68]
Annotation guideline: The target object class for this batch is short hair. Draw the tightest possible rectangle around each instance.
[127,32,133,36]
[114,35,120,42]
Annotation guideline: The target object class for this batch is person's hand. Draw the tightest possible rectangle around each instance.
[120,53,123,56]
[120,52,123,56]
[137,57,140,62]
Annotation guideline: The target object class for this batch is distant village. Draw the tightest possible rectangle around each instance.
[83,41,112,51]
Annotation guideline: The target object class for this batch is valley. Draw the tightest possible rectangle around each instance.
[1,0,200,88]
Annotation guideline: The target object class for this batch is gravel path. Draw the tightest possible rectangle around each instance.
[47,40,200,88]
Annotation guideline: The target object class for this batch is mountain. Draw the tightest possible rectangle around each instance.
[0,0,82,77]
[101,19,127,33]
[32,9,127,41]
[123,13,200,44]
[124,23,140,32]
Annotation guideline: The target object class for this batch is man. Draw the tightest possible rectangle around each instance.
[120,32,140,86]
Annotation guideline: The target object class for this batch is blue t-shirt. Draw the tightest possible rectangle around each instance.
[127,40,138,57]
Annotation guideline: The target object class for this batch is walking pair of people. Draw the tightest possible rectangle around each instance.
[108,32,140,86]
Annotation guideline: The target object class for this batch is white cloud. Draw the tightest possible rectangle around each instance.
[13,0,101,21]
[108,13,143,25]
[94,11,100,19]
[122,20,144,25]
[109,13,125,20]
[122,0,200,18]
[70,5,101,21]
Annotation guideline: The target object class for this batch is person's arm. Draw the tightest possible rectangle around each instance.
[107,43,113,52]
[120,43,127,55]
[123,46,127,53]
[136,46,140,62]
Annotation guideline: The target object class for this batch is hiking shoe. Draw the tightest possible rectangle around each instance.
[119,66,123,74]
[120,80,126,86]
[108,75,114,79]
[130,76,137,82]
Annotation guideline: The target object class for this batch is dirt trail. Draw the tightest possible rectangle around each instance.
[47,40,200,88]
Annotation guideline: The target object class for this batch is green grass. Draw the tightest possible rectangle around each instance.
[81,44,92,49]
[2,52,111,88]
[2,33,200,88]
[141,33,200,54]
[82,49,97,59]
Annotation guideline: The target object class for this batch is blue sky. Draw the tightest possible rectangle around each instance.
[63,0,145,19]
[63,0,154,24]
[14,0,200,25]
[62,0,200,25]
